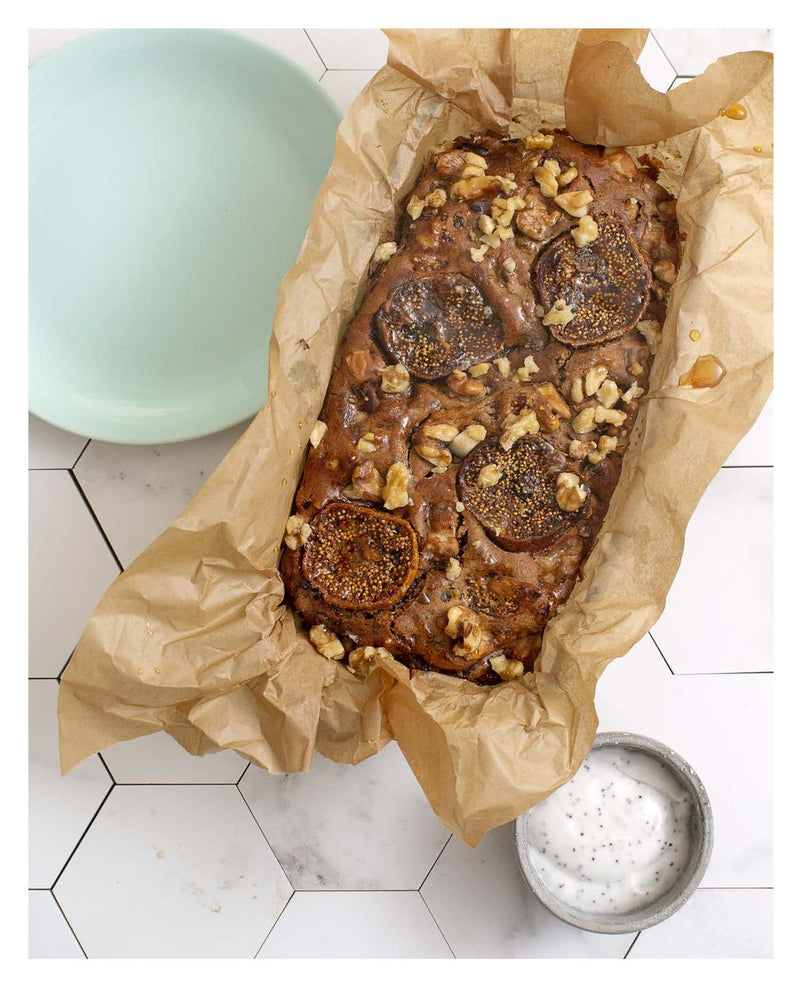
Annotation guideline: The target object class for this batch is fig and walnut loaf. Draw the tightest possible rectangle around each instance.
[280,131,680,685]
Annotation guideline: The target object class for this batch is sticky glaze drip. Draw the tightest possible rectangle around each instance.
[526,746,693,915]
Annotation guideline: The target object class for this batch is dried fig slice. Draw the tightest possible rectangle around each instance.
[534,216,651,347]
[374,273,503,380]
[456,435,586,551]
[301,502,419,611]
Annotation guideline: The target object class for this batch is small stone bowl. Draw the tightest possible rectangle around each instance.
[514,731,714,934]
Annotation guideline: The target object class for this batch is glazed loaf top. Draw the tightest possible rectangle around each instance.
[281,132,679,685]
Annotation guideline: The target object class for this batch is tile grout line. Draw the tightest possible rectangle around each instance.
[71,438,92,471]
[648,31,679,77]
[50,783,116,893]
[49,888,89,958]
[418,890,457,959]
[67,469,124,573]
[418,833,453,891]
[302,29,328,72]
[623,930,641,958]
[648,632,674,675]
[234,784,296,889]
[252,890,295,958]
[721,464,773,469]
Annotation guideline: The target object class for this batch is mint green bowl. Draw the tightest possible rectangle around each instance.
[29,30,340,443]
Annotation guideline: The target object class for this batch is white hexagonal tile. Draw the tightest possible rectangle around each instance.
[650,468,772,673]
[28,414,87,469]
[29,470,120,677]
[724,394,773,466]
[73,420,250,568]
[421,824,634,958]
[102,730,247,784]
[257,891,453,958]
[239,743,450,890]
[319,70,378,115]
[305,29,389,70]
[237,29,326,80]
[54,785,292,958]
[637,32,678,92]
[29,891,85,958]
[595,635,772,888]
[629,888,772,959]
[29,680,112,888]
[651,29,773,77]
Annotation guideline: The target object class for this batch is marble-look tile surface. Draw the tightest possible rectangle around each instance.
[630,888,773,959]
[29,471,120,677]
[102,730,247,785]
[74,420,250,568]
[319,70,379,115]
[421,824,634,958]
[306,28,389,70]
[651,468,772,673]
[258,891,453,959]
[29,681,112,888]
[54,785,292,958]
[652,29,773,76]
[239,743,450,890]
[595,636,772,888]
[637,33,679,92]
[29,891,85,959]
[28,415,87,470]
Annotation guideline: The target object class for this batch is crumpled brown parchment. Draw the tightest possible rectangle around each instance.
[58,29,773,846]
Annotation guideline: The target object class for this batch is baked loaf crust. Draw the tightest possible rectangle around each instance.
[281,132,680,685]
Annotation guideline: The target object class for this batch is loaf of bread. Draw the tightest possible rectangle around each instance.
[281,132,679,684]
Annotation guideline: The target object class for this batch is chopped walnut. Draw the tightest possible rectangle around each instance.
[516,355,541,382]
[622,383,645,403]
[449,424,487,458]
[309,625,345,661]
[531,383,571,431]
[425,187,447,208]
[500,410,540,450]
[407,195,425,220]
[587,435,618,464]
[470,243,490,263]
[653,259,677,284]
[572,406,597,434]
[556,472,588,512]
[478,214,496,235]
[571,214,599,247]
[382,463,410,510]
[594,406,627,426]
[523,132,555,150]
[637,319,663,354]
[468,362,492,377]
[554,189,593,218]
[477,463,504,487]
[284,514,312,551]
[345,350,369,382]
[446,557,462,581]
[542,159,560,178]
[464,151,488,170]
[557,166,578,187]
[516,200,560,241]
[425,529,459,556]
[372,241,397,264]
[356,432,378,454]
[604,150,637,178]
[502,258,517,274]
[445,606,494,659]
[493,356,512,377]
[455,500,465,513]
[422,422,460,442]
[451,175,503,201]
[569,438,597,460]
[348,645,393,677]
[380,363,411,394]
[533,166,558,198]
[344,461,384,502]
[309,420,328,448]
[629,360,645,376]
[447,370,486,397]
[489,654,525,680]
[542,299,575,326]
[570,377,584,404]
[584,365,609,397]
[415,443,453,469]
[597,380,621,408]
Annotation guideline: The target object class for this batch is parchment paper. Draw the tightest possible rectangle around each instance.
[58,29,773,846]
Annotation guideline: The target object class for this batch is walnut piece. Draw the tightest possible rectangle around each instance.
[569,438,597,460]
[415,442,453,469]
[556,472,588,512]
[554,189,593,218]
[594,406,627,426]
[584,365,609,397]
[500,410,540,450]
[477,463,504,488]
[516,200,560,241]
[309,420,328,448]
[493,356,511,377]
[348,645,393,677]
[604,149,637,178]
[357,432,378,454]
[449,424,487,458]
[587,435,618,464]
[572,407,597,434]
[422,422,460,443]
[446,557,462,581]
[344,461,385,503]
[542,299,575,326]
[622,383,645,403]
[373,241,397,264]
[637,320,663,355]
[309,625,345,661]
[489,654,525,680]
[533,166,558,198]
[571,377,585,404]
[284,514,312,551]
[380,363,411,394]
[523,132,555,150]
[407,195,425,220]
[470,244,489,263]
[571,214,599,247]
[557,166,578,187]
[451,175,504,201]
[447,370,486,397]
[345,350,370,382]
[468,362,492,377]
[597,379,620,409]
[653,259,677,284]
[382,463,410,510]
[531,382,571,431]
[516,355,541,382]
[445,606,494,659]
